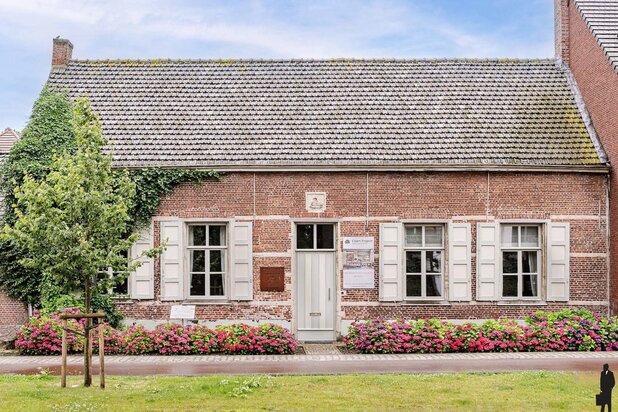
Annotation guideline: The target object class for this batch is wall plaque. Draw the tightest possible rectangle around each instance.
[305,192,326,213]
[260,267,285,292]
[170,305,196,320]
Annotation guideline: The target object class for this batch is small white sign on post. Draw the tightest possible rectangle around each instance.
[170,305,196,321]
[343,237,375,289]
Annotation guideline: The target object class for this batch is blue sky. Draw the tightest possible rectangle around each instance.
[0,0,553,130]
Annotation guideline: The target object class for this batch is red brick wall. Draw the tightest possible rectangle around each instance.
[555,0,570,63]
[51,38,73,67]
[566,3,618,313]
[0,289,28,341]
[116,171,610,324]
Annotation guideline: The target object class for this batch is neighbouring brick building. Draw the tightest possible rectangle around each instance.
[555,0,618,314]
[0,128,28,341]
[3,1,616,342]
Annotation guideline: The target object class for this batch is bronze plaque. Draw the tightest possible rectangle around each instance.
[260,267,285,292]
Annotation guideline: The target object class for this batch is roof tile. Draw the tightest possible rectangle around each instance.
[47,59,603,168]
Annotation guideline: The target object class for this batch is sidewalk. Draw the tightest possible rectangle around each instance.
[3,348,618,376]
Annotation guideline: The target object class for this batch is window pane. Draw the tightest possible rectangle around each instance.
[426,251,442,273]
[502,251,518,274]
[523,275,538,297]
[502,275,518,297]
[406,251,421,273]
[210,250,223,272]
[521,227,539,247]
[113,278,128,295]
[406,275,421,297]
[501,226,518,247]
[296,224,314,249]
[522,251,538,273]
[425,226,443,247]
[405,226,422,247]
[426,275,442,297]
[210,273,224,296]
[316,224,334,249]
[189,225,206,246]
[191,250,205,273]
[208,225,226,246]
[190,274,206,296]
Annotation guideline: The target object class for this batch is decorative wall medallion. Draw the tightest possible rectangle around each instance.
[305,192,327,213]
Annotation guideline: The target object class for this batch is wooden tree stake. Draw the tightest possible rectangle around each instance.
[99,324,105,389]
[61,318,67,388]
[59,312,105,389]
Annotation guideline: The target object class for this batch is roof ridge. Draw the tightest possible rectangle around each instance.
[68,57,557,64]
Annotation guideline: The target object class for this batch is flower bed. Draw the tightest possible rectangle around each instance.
[15,310,298,355]
[344,309,618,354]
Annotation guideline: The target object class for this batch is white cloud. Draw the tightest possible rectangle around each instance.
[0,0,553,128]
[0,0,518,58]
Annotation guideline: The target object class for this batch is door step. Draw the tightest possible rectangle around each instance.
[302,344,341,355]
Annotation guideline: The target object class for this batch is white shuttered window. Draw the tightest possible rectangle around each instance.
[379,223,403,301]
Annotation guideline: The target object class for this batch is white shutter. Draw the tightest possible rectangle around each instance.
[448,222,471,301]
[160,219,184,301]
[547,222,570,301]
[476,222,499,301]
[130,224,154,299]
[230,221,253,301]
[379,223,403,301]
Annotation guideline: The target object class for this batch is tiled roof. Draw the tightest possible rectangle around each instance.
[575,0,618,73]
[47,58,605,169]
[0,128,20,154]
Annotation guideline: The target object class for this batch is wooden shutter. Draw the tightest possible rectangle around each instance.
[448,222,472,301]
[379,223,403,301]
[160,219,184,301]
[547,222,570,301]
[230,221,253,301]
[130,224,154,299]
[476,222,499,301]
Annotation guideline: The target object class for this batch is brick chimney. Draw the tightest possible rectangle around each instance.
[52,37,73,68]
[554,0,570,64]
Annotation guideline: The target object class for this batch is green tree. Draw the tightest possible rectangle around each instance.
[0,88,218,309]
[2,97,158,387]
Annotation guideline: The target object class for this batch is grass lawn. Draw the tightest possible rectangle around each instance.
[0,371,601,411]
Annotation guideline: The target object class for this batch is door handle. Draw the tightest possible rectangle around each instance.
[328,288,331,301]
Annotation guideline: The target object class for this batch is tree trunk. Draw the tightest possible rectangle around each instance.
[83,275,92,387]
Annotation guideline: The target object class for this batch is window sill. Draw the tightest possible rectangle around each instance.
[497,300,547,306]
[182,299,231,305]
[402,300,451,306]
[111,296,133,303]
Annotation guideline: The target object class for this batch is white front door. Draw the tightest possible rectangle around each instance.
[295,223,336,342]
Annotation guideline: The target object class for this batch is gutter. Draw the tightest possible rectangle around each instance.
[111,163,611,174]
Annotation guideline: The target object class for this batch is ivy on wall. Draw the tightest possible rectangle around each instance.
[0,88,219,306]
[0,87,76,304]
[128,168,219,230]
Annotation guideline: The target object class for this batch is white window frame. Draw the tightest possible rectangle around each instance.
[186,223,229,300]
[403,224,445,300]
[111,268,130,297]
[295,223,336,251]
[108,248,130,298]
[499,224,542,300]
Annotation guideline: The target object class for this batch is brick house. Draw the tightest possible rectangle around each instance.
[555,0,618,314]
[0,128,28,341]
[45,38,610,342]
[5,1,613,341]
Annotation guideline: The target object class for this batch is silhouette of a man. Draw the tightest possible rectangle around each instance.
[601,363,615,412]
